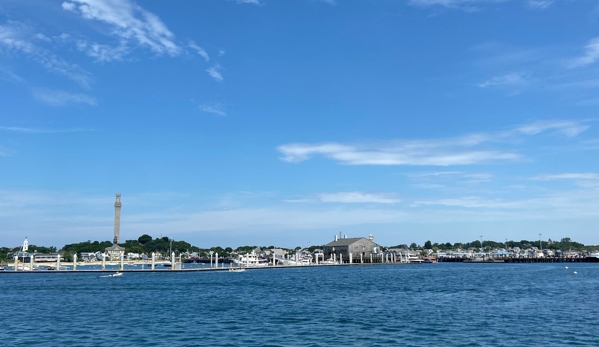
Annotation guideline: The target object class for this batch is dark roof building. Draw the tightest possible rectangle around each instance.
[323,234,381,260]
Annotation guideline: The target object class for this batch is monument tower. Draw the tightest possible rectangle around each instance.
[113,193,122,244]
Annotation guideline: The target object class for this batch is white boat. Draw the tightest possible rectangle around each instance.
[109,272,123,277]
[319,259,336,265]
[228,268,246,272]
[232,252,269,267]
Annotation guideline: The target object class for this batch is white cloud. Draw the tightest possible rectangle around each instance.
[188,41,209,62]
[277,120,589,166]
[32,89,97,106]
[410,171,493,181]
[206,64,223,81]
[478,72,526,88]
[62,0,180,56]
[62,2,77,11]
[277,141,519,166]
[513,120,589,137]
[533,173,599,181]
[527,0,553,9]
[568,38,599,68]
[0,126,93,133]
[236,0,261,4]
[76,40,128,62]
[199,104,226,116]
[34,33,52,42]
[0,21,36,53]
[218,50,226,57]
[0,65,25,82]
[319,192,400,204]
[408,0,507,10]
[0,21,93,88]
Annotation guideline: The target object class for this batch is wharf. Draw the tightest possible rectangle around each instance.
[438,257,597,263]
[0,262,415,274]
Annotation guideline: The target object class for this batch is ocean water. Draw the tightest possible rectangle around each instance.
[1,263,598,346]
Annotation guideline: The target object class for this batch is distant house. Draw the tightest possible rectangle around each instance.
[33,253,62,263]
[323,234,381,260]
[80,252,98,262]
[105,244,126,260]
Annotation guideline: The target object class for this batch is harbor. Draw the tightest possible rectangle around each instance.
[2,195,598,273]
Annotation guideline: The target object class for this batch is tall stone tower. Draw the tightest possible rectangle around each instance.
[113,193,122,244]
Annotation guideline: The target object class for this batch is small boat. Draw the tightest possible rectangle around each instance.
[162,262,172,267]
[229,268,245,273]
[0,266,5,271]
[109,272,123,277]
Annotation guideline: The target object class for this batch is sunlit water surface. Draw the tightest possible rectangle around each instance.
[1,263,598,346]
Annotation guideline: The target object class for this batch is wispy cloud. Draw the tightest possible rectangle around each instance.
[533,173,599,181]
[32,88,97,106]
[527,0,553,10]
[0,65,25,83]
[188,41,209,62]
[277,120,589,166]
[478,72,526,88]
[62,0,180,57]
[568,37,599,68]
[235,0,261,4]
[206,64,223,81]
[0,126,93,133]
[513,120,589,137]
[0,21,93,88]
[277,142,519,166]
[410,171,493,182]
[409,0,552,11]
[408,0,507,11]
[318,192,400,204]
[76,40,128,62]
[472,41,599,102]
[199,104,226,116]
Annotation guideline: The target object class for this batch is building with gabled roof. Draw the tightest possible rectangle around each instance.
[323,234,381,260]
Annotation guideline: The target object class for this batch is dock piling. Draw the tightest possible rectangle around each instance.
[151,253,155,271]
[73,254,77,271]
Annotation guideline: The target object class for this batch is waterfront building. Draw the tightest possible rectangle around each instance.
[80,252,99,262]
[105,244,125,260]
[323,234,381,261]
[33,253,62,262]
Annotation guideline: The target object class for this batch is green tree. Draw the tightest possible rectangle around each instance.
[138,234,152,244]
[424,240,432,249]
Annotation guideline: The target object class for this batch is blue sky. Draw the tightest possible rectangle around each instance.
[1,0,599,248]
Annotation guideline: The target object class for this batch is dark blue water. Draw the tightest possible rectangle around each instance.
[1,264,598,346]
